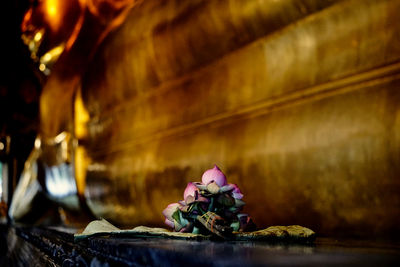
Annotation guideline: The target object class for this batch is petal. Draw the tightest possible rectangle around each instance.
[234,199,245,207]
[231,184,242,194]
[206,181,220,194]
[179,205,190,213]
[162,203,180,221]
[217,193,235,206]
[164,218,174,228]
[232,192,244,199]
[193,182,207,190]
[220,184,235,193]
[184,195,195,205]
[183,182,199,199]
[201,165,227,187]
[229,184,244,199]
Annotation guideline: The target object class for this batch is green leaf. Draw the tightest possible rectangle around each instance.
[172,210,181,223]
[229,206,240,212]
[234,199,245,207]
[179,211,189,227]
[220,184,235,193]
[173,220,183,231]
[217,193,235,206]
[230,221,240,232]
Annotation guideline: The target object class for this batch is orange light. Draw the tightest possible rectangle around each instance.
[74,87,91,195]
[44,0,61,32]
[21,8,32,32]
[47,0,57,17]
[74,87,90,139]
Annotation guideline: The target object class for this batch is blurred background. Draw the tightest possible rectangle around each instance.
[1,0,400,240]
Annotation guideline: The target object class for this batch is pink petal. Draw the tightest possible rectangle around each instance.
[201,165,227,187]
[184,195,195,204]
[230,184,244,199]
[162,203,180,221]
[220,184,235,192]
[231,184,241,193]
[183,182,199,199]
[179,205,190,212]
[233,192,244,199]
[193,182,207,190]
[164,218,174,228]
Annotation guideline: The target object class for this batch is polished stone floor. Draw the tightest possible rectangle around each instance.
[1,224,400,266]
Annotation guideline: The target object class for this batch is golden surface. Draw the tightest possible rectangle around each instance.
[39,0,400,237]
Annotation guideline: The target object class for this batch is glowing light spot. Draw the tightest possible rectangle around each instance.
[45,164,77,198]
[0,163,2,196]
[54,131,68,144]
[53,45,64,54]
[34,138,41,149]
[29,41,35,51]
[39,63,46,71]
[43,53,51,62]
[45,0,62,31]
[33,31,43,42]
[0,142,4,150]
[75,146,91,195]
[46,0,58,18]
[74,87,91,196]
[40,44,65,65]
[74,88,90,139]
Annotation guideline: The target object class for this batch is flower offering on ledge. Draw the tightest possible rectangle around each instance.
[162,165,255,238]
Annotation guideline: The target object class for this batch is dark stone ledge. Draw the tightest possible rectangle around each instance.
[2,224,400,266]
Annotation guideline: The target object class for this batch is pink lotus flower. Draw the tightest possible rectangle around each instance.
[201,165,227,187]
[162,164,252,233]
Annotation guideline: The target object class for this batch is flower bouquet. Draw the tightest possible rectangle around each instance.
[163,165,255,238]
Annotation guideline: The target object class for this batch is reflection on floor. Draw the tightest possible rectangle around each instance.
[1,224,400,266]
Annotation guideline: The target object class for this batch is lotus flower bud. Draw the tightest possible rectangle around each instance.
[201,165,227,187]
